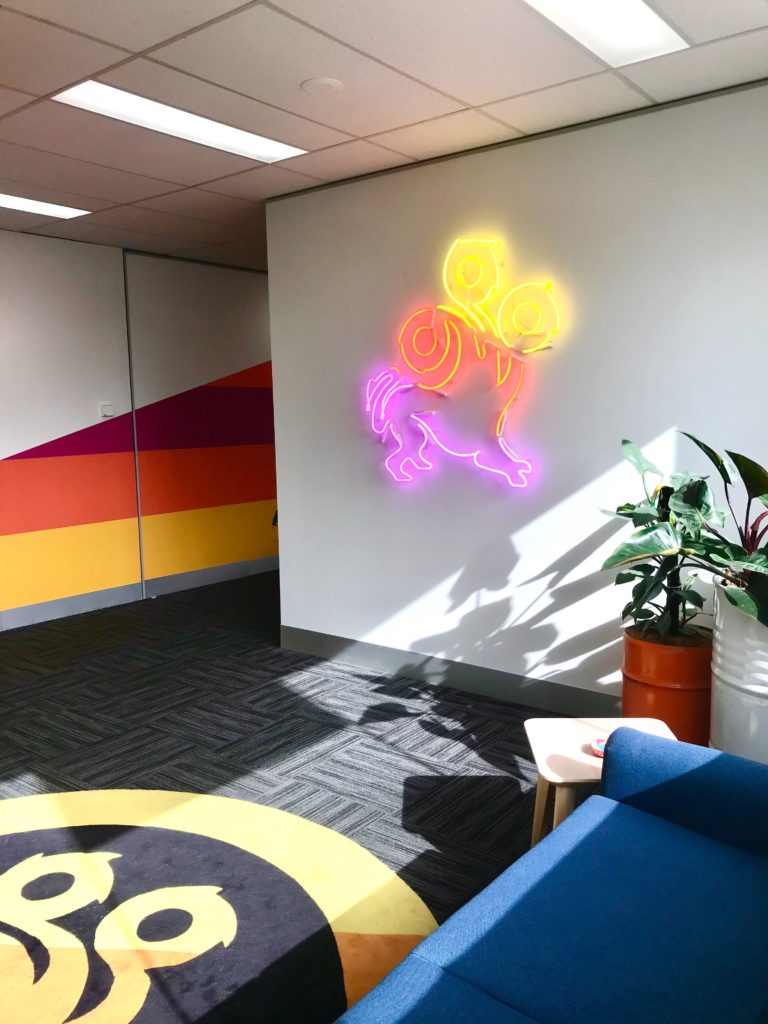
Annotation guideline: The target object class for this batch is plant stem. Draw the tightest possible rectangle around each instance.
[702,521,732,545]
[725,483,745,545]
[679,556,741,583]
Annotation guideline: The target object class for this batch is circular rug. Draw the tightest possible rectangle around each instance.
[0,790,436,1023]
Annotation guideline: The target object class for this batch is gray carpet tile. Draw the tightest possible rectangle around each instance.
[0,571,546,921]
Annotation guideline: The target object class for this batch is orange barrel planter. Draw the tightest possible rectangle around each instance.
[622,626,712,745]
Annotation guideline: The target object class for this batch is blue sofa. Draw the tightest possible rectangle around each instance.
[339,728,768,1024]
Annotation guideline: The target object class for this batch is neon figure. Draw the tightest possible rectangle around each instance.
[364,237,562,488]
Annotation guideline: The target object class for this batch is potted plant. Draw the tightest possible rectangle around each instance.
[680,434,768,762]
[601,441,717,744]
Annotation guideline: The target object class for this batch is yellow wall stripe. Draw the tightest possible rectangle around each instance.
[0,518,141,611]
[141,500,278,580]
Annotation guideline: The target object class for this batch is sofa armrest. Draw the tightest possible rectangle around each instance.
[602,727,768,859]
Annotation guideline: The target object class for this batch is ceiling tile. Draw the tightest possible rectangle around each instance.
[0,206,60,230]
[28,218,190,253]
[483,73,649,134]
[100,59,352,151]
[2,0,247,51]
[173,238,268,271]
[270,0,604,106]
[201,164,324,200]
[0,174,113,211]
[152,5,462,136]
[277,140,411,181]
[138,188,265,224]
[0,86,35,115]
[0,9,125,95]
[78,205,248,244]
[0,101,259,185]
[621,29,768,102]
[651,0,768,44]
[370,110,520,161]
[0,140,177,202]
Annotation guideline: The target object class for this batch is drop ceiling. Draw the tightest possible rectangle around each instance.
[0,0,766,271]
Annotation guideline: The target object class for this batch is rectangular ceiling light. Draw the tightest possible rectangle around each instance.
[0,191,90,219]
[523,0,688,66]
[52,80,306,163]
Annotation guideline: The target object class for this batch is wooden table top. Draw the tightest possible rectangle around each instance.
[524,716,676,785]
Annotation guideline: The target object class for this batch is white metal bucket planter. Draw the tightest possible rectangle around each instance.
[711,584,768,764]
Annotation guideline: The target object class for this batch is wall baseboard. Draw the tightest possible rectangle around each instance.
[281,624,619,716]
[1,583,143,632]
[145,556,279,598]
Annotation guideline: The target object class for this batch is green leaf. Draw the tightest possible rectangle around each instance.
[601,504,637,520]
[615,569,647,584]
[669,477,724,536]
[631,503,659,527]
[724,554,768,576]
[621,440,661,478]
[683,589,705,609]
[726,451,768,502]
[602,522,682,570]
[682,432,732,487]
[722,586,759,620]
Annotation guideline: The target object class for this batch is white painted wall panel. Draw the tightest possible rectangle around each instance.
[0,230,130,458]
[267,85,768,698]
[125,254,270,405]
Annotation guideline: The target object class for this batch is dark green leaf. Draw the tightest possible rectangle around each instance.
[682,432,732,486]
[683,589,704,608]
[602,522,682,570]
[726,451,768,502]
[722,586,759,620]
[615,569,644,584]
[725,554,768,576]
[621,440,661,477]
[632,576,663,604]
[632,503,659,527]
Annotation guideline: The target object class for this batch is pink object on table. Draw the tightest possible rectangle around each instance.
[591,737,607,758]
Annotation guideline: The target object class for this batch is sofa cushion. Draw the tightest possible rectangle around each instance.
[603,728,768,858]
[340,953,541,1023]
[413,795,768,1024]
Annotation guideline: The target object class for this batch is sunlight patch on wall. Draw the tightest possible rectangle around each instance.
[360,429,677,693]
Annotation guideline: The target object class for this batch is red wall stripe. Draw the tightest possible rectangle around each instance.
[138,445,277,516]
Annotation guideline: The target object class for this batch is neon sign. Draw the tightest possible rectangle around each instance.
[364,236,562,488]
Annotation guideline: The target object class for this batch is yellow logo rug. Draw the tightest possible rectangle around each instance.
[0,790,437,1023]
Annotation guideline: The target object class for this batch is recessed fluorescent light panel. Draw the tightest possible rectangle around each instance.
[523,0,688,66]
[0,191,90,219]
[53,81,306,163]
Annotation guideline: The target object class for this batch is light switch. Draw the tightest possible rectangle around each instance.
[99,402,115,418]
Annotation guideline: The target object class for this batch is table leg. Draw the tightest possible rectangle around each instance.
[553,785,576,829]
[530,775,550,847]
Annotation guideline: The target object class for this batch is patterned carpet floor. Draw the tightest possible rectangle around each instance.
[0,572,543,922]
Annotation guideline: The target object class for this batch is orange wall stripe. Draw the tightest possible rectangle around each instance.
[207,362,273,388]
[141,500,278,580]
[0,453,139,536]
[137,445,277,517]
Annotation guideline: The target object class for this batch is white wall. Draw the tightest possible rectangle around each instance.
[125,254,271,406]
[0,230,131,459]
[267,85,768,700]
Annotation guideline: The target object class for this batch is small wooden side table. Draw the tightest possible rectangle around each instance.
[524,717,676,847]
